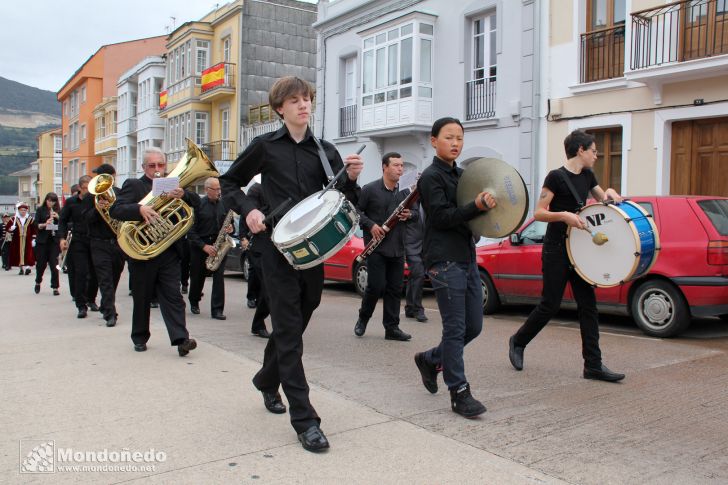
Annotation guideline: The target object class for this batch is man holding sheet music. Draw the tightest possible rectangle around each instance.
[109,147,200,357]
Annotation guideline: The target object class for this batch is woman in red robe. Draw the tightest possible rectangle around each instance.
[4,202,36,274]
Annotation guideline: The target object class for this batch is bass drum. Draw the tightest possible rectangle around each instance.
[566,201,660,288]
[272,190,359,269]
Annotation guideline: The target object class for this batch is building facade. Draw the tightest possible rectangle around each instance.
[57,36,166,196]
[116,56,167,186]
[314,0,542,198]
[92,97,118,169]
[9,165,37,211]
[544,0,728,197]
[35,127,63,202]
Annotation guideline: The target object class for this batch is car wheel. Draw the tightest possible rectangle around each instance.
[242,255,250,281]
[630,280,691,337]
[479,269,500,315]
[353,262,368,297]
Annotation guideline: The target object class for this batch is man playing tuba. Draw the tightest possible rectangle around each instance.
[109,147,200,356]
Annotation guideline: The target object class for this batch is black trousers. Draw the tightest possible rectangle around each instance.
[70,239,98,310]
[249,250,269,332]
[180,238,190,289]
[35,241,60,289]
[246,250,261,301]
[188,248,225,314]
[1,243,9,269]
[405,253,425,317]
[128,249,189,346]
[512,241,602,368]
[358,251,404,329]
[252,236,323,434]
[90,239,125,320]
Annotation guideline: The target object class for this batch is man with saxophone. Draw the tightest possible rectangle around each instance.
[187,176,230,320]
[87,163,125,327]
[353,152,414,341]
[109,147,200,356]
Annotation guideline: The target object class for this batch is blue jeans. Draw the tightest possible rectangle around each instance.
[423,260,483,391]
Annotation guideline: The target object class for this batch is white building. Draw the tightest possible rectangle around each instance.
[116,56,166,186]
[313,0,543,201]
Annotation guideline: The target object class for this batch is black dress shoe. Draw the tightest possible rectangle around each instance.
[414,352,438,394]
[252,327,270,338]
[190,305,200,314]
[77,308,87,319]
[509,335,524,371]
[385,326,411,341]
[105,316,116,327]
[211,312,227,320]
[134,343,147,352]
[88,302,100,312]
[181,285,188,294]
[178,338,197,356]
[150,301,159,309]
[18,269,23,275]
[583,364,625,382]
[354,318,367,337]
[247,298,257,308]
[262,391,286,414]
[25,268,31,275]
[297,426,330,452]
[53,289,60,296]
[415,313,428,322]
[34,283,40,294]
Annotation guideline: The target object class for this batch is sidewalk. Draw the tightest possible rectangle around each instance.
[0,269,562,484]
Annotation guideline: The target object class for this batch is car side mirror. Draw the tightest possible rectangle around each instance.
[510,233,521,245]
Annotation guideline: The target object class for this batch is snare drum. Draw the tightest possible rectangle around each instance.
[566,201,660,288]
[272,190,359,269]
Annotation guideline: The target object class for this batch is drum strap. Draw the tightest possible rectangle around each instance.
[558,168,584,209]
[311,136,335,182]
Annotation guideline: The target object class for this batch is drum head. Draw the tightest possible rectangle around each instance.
[567,203,644,287]
[272,190,340,244]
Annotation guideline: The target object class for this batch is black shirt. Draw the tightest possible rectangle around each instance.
[418,157,481,268]
[188,196,227,250]
[86,187,119,240]
[543,167,598,243]
[34,205,60,244]
[358,178,414,258]
[59,193,95,241]
[219,125,359,225]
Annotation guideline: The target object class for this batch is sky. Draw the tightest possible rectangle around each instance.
[0,0,315,93]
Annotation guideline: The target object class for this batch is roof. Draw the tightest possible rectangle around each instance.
[9,167,35,177]
[0,195,19,204]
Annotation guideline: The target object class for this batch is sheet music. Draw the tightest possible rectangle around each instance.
[45,224,58,231]
[152,177,179,196]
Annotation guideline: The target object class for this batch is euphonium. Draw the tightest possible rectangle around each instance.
[117,138,219,260]
[88,173,122,234]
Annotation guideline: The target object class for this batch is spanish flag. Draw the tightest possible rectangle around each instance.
[159,90,168,109]
[202,63,225,91]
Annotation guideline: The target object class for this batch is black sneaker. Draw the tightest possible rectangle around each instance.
[414,352,438,394]
[450,383,486,418]
[354,318,368,337]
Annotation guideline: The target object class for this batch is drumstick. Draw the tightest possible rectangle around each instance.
[262,197,292,226]
[317,144,366,199]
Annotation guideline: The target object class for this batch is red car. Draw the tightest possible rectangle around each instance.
[476,196,728,337]
[324,229,368,295]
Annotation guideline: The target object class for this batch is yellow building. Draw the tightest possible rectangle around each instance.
[93,97,118,166]
[545,0,728,197]
[35,127,63,202]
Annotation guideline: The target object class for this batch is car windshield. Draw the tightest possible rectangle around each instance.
[698,199,728,236]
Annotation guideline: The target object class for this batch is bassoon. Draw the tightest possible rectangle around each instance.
[356,186,419,263]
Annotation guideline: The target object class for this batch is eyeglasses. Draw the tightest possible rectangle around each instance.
[145,163,166,169]
[206,187,222,192]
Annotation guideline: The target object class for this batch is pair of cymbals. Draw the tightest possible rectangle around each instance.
[456,157,529,238]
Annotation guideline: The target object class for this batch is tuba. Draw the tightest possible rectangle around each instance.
[117,139,219,260]
[88,173,122,234]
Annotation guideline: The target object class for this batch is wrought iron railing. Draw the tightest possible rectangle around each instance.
[580,25,626,82]
[202,140,237,161]
[465,77,496,120]
[339,105,357,137]
[631,0,728,70]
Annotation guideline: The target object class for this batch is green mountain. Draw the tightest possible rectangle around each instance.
[0,76,60,115]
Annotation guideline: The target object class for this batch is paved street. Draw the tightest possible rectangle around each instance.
[2,268,727,484]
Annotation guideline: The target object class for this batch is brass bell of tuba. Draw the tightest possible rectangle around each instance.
[88,173,122,234]
[117,139,220,260]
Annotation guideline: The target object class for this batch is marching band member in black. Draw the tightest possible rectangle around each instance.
[508,130,625,382]
[187,176,229,320]
[221,76,363,452]
[87,164,126,327]
[245,182,270,338]
[109,147,199,356]
[354,152,413,341]
[34,192,61,295]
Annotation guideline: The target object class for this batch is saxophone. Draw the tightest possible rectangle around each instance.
[206,209,237,271]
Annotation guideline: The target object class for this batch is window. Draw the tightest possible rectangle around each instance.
[81,85,86,103]
[80,124,86,141]
[587,127,622,193]
[54,136,62,153]
[63,134,68,150]
[195,112,208,145]
[581,0,626,82]
[54,160,62,178]
[472,14,497,81]
[520,220,547,245]
[80,161,86,177]
[196,40,210,74]
[221,109,229,139]
[223,37,231,62]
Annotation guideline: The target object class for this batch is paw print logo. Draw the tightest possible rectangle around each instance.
[20,441,55,473]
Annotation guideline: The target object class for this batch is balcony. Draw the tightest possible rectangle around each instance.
[202,140,236,162]
[465,77,496,121]
[627,0,728,100]
[339,105,357,137]
[580,25,626,83]
[199,63,236,102]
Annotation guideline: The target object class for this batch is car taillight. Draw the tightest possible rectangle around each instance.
[707,240,728,266]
